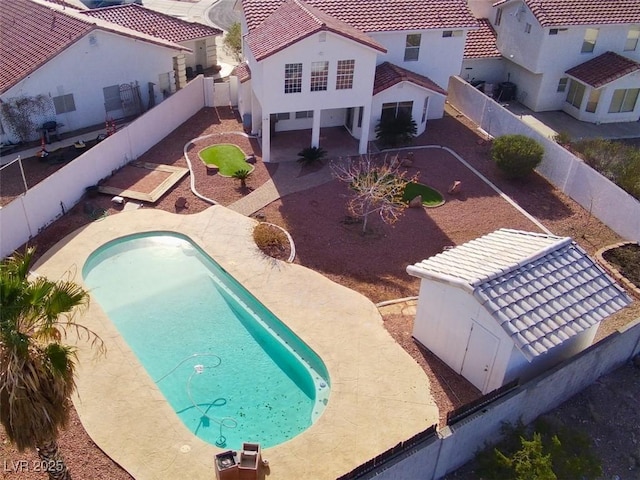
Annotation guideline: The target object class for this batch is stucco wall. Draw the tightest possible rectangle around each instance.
[2,30,179,140]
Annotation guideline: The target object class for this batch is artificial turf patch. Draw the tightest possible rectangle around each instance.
[402,182,444,207]
[200,144,251,176]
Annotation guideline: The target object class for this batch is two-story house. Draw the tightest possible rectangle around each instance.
[0,0,220,144]
[466,0,640,124]
[233,0,478,162]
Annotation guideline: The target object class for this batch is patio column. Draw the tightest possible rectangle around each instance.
[261,115,271,162]
[311,109,321,148]
[358,104,371,154]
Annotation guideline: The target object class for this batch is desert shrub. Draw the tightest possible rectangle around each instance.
[223,22,242,62]
[231,168,251,188]
[553,131,572,146]
[252,223,288,258]
[491,134,544,179]
[476,420,602,480]
[572,138,640,199]
[297,146,327,165]
[375,112,417,147]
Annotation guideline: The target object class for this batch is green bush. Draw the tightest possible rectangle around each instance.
[375,112,417,147]
[475,420,602,480]
[491,134,544,179]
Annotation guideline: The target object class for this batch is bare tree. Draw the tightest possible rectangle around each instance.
[331,154,416,233]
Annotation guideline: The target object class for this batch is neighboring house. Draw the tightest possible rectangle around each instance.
[233,0,478,161]
[81,4,221,82]
[0,0,220,143]
[407,229,631,394]
[464,0,640,124]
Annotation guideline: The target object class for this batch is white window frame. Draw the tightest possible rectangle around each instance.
[608,88,640,113]
[565,80,585,109]
[404,34,421,61]
[295,110,313,119]
[625,27,640,51]
[336,59,355,90]
[284,63,302,94]
[557,77,568,92]
[581,28,598,53]
[310,61,329,92]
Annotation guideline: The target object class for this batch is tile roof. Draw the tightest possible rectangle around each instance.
[245,0,385,61]
[242,0,478,33]
[464,18,501,59]
[565,51,640,88]
[81,4,222,43]
[493,0,640,27]
[1,0,188,95]
[231,62,251,83]
[1,0,94,94]
[373,62,447,95]
[407,229,631,361]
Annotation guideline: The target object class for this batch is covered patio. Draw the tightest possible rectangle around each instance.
[266,126,361,162]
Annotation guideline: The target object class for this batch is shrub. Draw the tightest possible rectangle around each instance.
[553,131,572,146]
[491,134,544,179]
[297,146,327,165]
[375,112,417,148]
[231,168,251,188]
[252,223,288,258]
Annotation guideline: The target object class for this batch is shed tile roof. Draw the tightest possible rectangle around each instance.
[1,0,94,94]
[81,4,222,43]
[231,62,251,83]
[493,0,640,27]
[245,0,385,61]
[373,62,447,95]
[242,0,478,33]
[565,51,640,88]
[464,19,501,59]
[407,229,631,361]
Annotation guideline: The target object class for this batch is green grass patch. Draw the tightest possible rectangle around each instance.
[199,144,252,176]
[402,182,444,207]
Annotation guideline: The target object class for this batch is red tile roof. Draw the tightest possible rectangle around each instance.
[1,0,95,94]
[246,0,385,61]
[81,4,222,43]
[464,19,501,59]
[243,0,478,33]
[373,62,447,95]
[565,51,640,88]
[1,0,188,95]
[493,0,640,27]
[231,62,252,83]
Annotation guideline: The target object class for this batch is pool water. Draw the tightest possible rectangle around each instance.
[82,232,330,449]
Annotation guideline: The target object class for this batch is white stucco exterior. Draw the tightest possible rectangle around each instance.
[1,30,181,141]
[479,0,640,123]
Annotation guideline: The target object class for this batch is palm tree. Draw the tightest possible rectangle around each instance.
[232,168,252,190]
[0,247,103,480]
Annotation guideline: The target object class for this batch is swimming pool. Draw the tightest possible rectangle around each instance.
[82,232,330,449]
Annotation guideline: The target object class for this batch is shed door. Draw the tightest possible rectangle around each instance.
[461,322,499,392]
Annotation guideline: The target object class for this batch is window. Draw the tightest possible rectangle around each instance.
[549,28,558,35]
[557,77,568,92]
[310,61,329,92]
[276,112,290,120]
[586,89,601,113]
[495,7,502,26]
[442,30,463,38]
[421,97,429,123]
[565,80,585,109]
[295,110,313,119]
[53,93,76,114]
[284,63,302,94]
[336,59,355,90]
[525,23,532,34]
[608,88,640,113]
[581,28,598,53]
[625,27,640,51]
[404,34,421,61]
[381,101,413,123]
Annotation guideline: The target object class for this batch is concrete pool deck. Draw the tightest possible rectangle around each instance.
[33,205,438,480]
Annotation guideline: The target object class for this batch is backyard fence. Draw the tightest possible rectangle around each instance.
[340,318,640,480]
[0,77,226,258]
[447,75,640,243]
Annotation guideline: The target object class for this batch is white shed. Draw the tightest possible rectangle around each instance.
[406,229,632,394]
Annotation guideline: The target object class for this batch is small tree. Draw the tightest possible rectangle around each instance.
[491,134,544,179]
[375,112,417,148]
[331,155,416,233]
[232,168,252,189]
[224,22,242,63]
[0,95,53,143]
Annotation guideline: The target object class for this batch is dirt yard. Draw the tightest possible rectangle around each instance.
[1,105,639,479]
